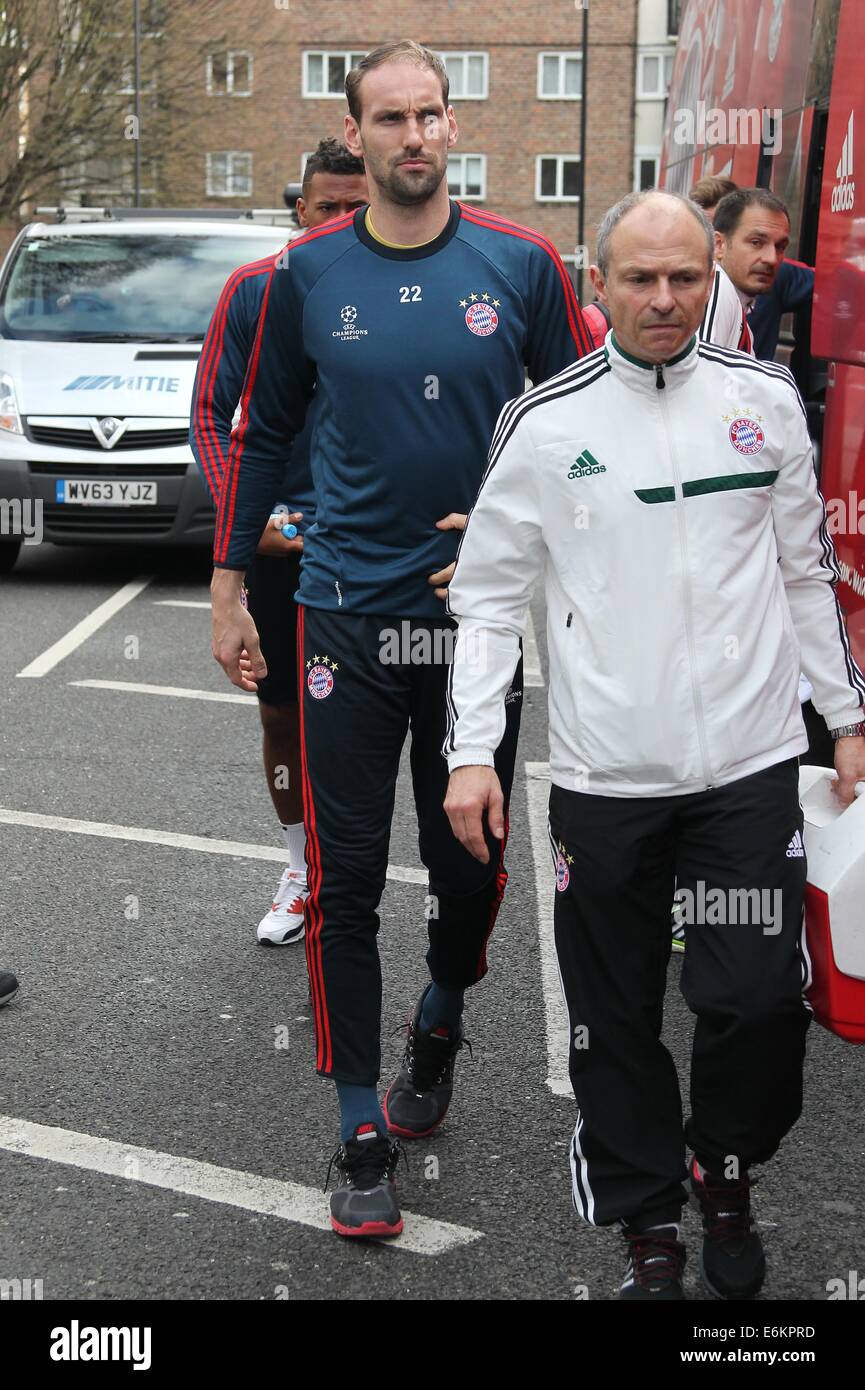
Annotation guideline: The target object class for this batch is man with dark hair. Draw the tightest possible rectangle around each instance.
[689,175,737,222]
[191,140,367,946]
[714,187,814,361]
[297,137,368,227]
[208,40,590,1238]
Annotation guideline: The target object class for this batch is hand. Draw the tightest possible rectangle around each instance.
[211,568,267,691]
[429,512,467,600]
[256,511,304,557]
[444,765,504,864]
[832,734,865,807]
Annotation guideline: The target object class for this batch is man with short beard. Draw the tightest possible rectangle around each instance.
[209,40,591,1238]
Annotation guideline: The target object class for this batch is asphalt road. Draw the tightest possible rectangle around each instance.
[0,539,863,1303]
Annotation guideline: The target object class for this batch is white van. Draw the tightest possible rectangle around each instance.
[0,209,292,572]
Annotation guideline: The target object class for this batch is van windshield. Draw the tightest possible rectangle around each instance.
[0,233,285,341]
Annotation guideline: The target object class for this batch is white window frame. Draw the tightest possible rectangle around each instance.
[303,50,367,98]
[634,148,661,191]
[535,154,581,202]
[206,151,253,198]
[437,51,488,100]
[447,153,487,201]
[637,47,674,100]
[206,51,253,97]
[537,51,583,100]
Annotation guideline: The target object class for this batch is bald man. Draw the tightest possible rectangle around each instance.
[443,191,865,1300]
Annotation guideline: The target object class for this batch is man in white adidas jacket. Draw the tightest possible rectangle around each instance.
[443,191,865,1302]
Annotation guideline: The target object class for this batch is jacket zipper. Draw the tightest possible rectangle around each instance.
[655,370,713,788]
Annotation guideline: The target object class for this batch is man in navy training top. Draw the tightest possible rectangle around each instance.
[692,182,815,362]
[191,139,368,947]
[208,40,591,1238]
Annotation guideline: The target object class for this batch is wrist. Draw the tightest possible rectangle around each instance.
[211,566,245,599]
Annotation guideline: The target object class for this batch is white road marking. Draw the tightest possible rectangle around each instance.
[0,1115,481,1256]
[523,610,545,688]
[153,600,211,609]
[0,807,427,885]
[72,679,257,706]
[16,576,154,678]
[525,761,571,1096]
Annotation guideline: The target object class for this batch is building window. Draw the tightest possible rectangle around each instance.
[303,50,367,97]
[437,51,488,99]
[447,154,486,199]
[668,0,681,37]
[634,151,660,191]
[206,152,253,197]
[536,155,580,202]
[207,51,253,96]
[537,52,583,99]
[637,49,674,100]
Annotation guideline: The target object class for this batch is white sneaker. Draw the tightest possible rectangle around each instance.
[256,868,308,946]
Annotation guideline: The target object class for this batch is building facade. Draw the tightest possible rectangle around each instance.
[7,2,650,269]
[150,0,638,269]
[633,0,680,190]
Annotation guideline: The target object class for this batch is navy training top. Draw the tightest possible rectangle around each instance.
[748,259,815,361]
[211,200,590,616]
[190,250,316,525]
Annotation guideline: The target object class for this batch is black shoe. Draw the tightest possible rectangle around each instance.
[619,1224,687,1300]
[689,1157,766,1299]
[325,1124,404,1239]
[383,988,469,1140]
[0,971,18,1009]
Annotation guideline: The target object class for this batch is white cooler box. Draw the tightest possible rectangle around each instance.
[799,766,865,1043]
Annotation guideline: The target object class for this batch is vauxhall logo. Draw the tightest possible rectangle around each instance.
[831,111,855,213]
[568,448,606,479]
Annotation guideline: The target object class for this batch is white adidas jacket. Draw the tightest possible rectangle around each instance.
[445,333,865,797]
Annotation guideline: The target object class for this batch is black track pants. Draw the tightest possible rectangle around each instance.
[297,607,523,1084]
[548,758,811,1229]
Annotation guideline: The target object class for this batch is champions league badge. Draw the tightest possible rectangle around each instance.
[459,291,501,336]
[727,416,766,455]
[306,653,338,699]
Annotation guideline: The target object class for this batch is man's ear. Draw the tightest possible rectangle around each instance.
[446,105,459,149]
[589,265,607,303]
[296,197,307,228]
[713,228,725,262]
[344,113,363,159]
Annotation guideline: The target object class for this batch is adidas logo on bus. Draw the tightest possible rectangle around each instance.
[831,111,856,213]
[568,448,606,479]
[786,829,805,859]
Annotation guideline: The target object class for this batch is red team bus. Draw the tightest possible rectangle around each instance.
[661,0,865,677]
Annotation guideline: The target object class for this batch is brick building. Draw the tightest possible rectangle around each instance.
[6,2,650,270]
[152,0,638,270]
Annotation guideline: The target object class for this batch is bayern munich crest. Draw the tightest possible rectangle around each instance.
[459,290,501,337]
[728,416,766,455]
[306,653,338,700]
[555,853,570,893]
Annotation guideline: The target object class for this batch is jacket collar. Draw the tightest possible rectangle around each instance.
[604,330,700,394]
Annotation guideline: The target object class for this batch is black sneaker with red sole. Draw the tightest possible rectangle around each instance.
[689,1156,766,1299]
[383,988,469,1140]
[326,1123,404,1239]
